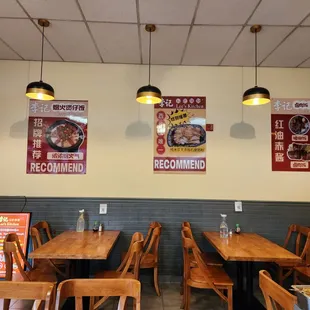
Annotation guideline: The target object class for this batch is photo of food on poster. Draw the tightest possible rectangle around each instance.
[154,96,206,174]
[26,100,88,174]
[271,98,310,172]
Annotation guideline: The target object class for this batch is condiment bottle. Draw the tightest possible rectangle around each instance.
[99,223,102,232]
[235,224,241,234]
[93,221,99,232]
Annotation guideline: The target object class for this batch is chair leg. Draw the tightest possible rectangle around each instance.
[154,267,161,296]
[185,285,191,310]
[278,267,283,286]
[3,299,10,310]
[227,287,233,310]
[180,276,184,295]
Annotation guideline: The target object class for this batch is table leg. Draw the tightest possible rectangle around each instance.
[246,261,254,305]
[237,261,244,295]
[78,260,90,310]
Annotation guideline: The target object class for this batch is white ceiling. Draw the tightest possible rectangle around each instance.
[1,0,310,67]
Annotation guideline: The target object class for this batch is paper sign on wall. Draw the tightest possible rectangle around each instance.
[154,96,206,174]
[272,98,310,171]
[27,100,88,174]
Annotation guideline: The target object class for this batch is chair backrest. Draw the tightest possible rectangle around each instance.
[144,222,161,248]
[283,224,310,260]
[0,281,55,310]
[182,221,191,229]
[3,233,33,281]
[141,226,162,263]
[182,226,201,254]
[117,232,144,279]
[55,278,141,310]
[259,270,297,310]
[31,221,53,250]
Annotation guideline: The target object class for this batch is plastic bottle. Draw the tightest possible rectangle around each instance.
[99,223,103,232]
[76,209,85,232]
[220,214,228,238]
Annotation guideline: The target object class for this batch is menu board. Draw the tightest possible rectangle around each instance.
[0,213,31,278]
[27,100,88,174]
[272,98,310,171]
[154,96,206,174]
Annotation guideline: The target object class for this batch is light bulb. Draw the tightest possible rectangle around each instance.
[37,93,44,100]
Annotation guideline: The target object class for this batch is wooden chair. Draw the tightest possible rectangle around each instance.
[55,278,141,310]
[182,222,223,266]
[259,270,297,310]
[122,222,162,296]
[181,230,233,310]
[94,232,144,309]
[31,221,70,278]
[3,233,57,282]
[294,248,310,284]
[277,224,310,285]
[0,281,56,310]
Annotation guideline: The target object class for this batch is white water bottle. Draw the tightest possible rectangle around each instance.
[76,209,85,232]
[220,214,228,238]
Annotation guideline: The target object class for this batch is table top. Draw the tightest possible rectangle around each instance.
[29,230,120,260]
[203,232,302,264]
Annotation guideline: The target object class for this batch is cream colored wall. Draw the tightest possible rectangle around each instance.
[1,60,310,201]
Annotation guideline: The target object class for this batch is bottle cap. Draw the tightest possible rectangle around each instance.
[220,214,227,218]
[236,224,239,227]
[79,209,84,213]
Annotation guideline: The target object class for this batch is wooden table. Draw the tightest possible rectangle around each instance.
[29,230,120,260]
[29,230,120,310]
[203,232,302,310]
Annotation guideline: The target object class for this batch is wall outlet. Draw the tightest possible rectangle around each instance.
[99,204,107,214]
[234,201,242,212]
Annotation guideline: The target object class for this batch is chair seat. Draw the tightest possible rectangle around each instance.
[95,270,135,279]
[295,266,310,278]
[14,268,57,283]
[189,252,224,267]
[188,266,233,288]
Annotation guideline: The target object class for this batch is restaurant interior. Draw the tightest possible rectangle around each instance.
[0,0,310,309]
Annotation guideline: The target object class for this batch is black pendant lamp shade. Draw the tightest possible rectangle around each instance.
[242,25,270,106]
[26,19,54,101]
[136,24,162,104]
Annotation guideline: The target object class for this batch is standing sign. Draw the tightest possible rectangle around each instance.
[272,98,310,171]
[27,100,88,174]
[0,213,31,278]
[154,96,206,174]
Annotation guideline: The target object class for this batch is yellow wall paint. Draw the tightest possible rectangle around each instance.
[1,60,310,201]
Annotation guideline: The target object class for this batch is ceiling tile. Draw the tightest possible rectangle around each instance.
[195,0,259,25]
[0,1,27,17]
[18,0,82,20]
[0,39,21,60]
[0,19,60,61]
[141,25,189,65]
[79,0,137,22]
[249,0,310,25]
[262,27,310,67]
[222,26,293,66]
[139,0,198,25]
[182,26,241,65]
[89,23,140,63]
[44,21,101,62]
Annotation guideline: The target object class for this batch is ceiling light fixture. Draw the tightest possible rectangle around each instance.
[26,19,54,101]
[242,25,270,106]
[136,24,162,104]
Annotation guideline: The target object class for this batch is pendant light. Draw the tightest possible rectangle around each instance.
[136,24,162,104]
[242,25,270,106]
[26,19,54,101]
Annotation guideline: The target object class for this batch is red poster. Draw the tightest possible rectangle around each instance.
[272,98,310,171]
[26,100,88,174]
[154,96,206,174]
[0,213,31,278]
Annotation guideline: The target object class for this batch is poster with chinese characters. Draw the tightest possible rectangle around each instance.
[0,213,31,278]
[272,98,310,171]
[27,100,88,174]
[154,96,206,174]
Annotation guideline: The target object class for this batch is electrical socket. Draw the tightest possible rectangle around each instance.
[99,204,107,214]
[234,201,242,212]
